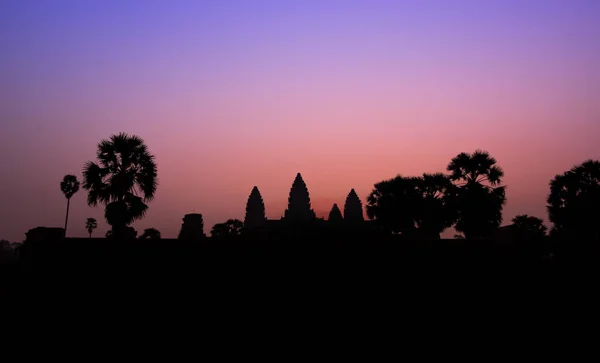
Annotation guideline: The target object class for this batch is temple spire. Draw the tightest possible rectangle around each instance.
[244,186,267,228]
[344,189,364,223]
[328,203,343,223]
[284,173,316,222]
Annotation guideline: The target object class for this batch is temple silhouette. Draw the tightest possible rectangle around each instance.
[239,173,367,236]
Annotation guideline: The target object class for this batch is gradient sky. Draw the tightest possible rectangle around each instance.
[1,0,599,241]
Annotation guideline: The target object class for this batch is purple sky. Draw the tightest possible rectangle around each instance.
[1,0,599,241]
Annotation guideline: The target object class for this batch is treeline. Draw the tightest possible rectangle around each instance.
[43,133,599,248]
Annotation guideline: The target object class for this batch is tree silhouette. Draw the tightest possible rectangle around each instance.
[366,175,420,236]
[547,160,600,243]
[511,215,547,240]
[211,219,243,238]
[85,218,97,238]
[82,133,158,240]
[244,186,267,228]
[139,228,161,240]
[447,150,506,239]
[284,173,316,222]
[344,189,364,223]
[414,173,458,239]
[60,175,80,237]
[366,174,457,238]
[328,204,344,223]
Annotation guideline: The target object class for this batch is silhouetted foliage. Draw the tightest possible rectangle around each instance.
[447,150,506,239]
[328,204,344,223]
[414,173,458,239]
[60,174,80,237]
[344,189,364,223]
[25,227,65,243]
[366,173,457,238]
[85,218,97,238]
[548,160,600,243]
[0,239,16,264]
[105,227,136,240]
[284,173,316,222]
[139,228,161,240]
[244,186,267,228]
[178,213,205,240]
[366,175,419,236]
[511,215,548,240]
[82,133,158,240]
[211,219,243,238]
[124,226,137,240]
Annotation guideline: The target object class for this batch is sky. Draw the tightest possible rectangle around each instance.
[1,0,599,241]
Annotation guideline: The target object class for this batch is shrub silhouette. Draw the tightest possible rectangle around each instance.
[284,173,316,223]
[211,219,243,238]
[511,215,547,241]
[344,189,364,223]
[447,150,506,239]
[60,175,80,237]
[106,226,136,240]
[139,228,161,240]
[244,186,267,229]
[85,218,97,238]
[548,160,600,243]
[82,133,158,240]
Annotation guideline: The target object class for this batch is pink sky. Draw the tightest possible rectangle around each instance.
[1,1,599,241]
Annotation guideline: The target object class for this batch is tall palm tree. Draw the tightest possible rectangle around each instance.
[60,175,80,237]
[85,218,98,238]
[447,150,506,239]
[82,133,158,240]
[447,150,504,187]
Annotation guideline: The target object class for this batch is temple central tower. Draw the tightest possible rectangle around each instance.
[284,173,316,222]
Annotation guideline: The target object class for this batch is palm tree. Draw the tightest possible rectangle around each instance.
[60,175,80,237]
[447,150,506,239]
[82,133,158,240]
[139,228,161,240]
[447,150,504,186]
[85,218,98,238]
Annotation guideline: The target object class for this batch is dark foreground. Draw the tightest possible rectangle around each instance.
[3,236,600,343]
[4,236,598,292]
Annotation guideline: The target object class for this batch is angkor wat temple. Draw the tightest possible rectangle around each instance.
[242,173,368,234]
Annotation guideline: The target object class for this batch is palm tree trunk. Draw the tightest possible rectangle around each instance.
[64,198,70,238]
